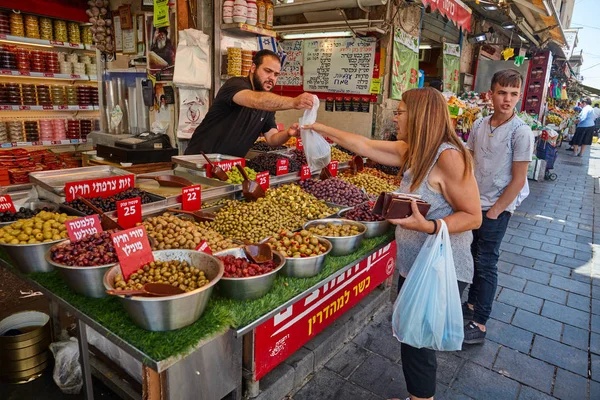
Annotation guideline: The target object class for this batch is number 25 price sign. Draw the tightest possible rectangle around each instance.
[182,185,202,211]
[117,197,142,229]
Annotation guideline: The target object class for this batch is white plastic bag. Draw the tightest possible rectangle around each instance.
[299,96,331,171]
[392,220,464,351]
[173,29,211,89]
[49,338,82,394]
[177,88,209,139]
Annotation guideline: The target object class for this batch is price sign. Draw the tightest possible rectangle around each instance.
[205,158,245,177]
[195,240,213,255]
[276,158,289,176]
[300,165,311,181]
[296,137,304,150]
[117,197,142,229]
[256,171,270,191]
[111,226,154,280]
[64,174,135,202]
[0,195,16,213]
[182,185,202,211]
[65,215,103,242]
[328,161,339,177]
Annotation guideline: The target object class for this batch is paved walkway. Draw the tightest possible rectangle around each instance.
[292,144,600,400]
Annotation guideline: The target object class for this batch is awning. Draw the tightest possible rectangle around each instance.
[529,0,567,46]
[421,0,472,33]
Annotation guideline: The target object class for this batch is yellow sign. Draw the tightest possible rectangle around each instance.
[153,0,169,28]
[502,47,515,61]
[370,78,381,95]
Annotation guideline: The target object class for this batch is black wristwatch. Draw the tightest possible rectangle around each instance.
[428,219,438,235]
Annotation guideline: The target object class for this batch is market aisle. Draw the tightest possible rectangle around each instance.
[292,144,600,400]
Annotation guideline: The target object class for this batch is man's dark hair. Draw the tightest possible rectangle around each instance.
[594,104,599,108]
[491,69,523,91]
[585,97,592,105]
[252,50,280,67]
[429,78,443,92]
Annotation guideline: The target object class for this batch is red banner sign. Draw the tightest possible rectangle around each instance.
[253,240,397,380]
[65,215,103,242]
[0,195,16,213]
[205,158,245,178]
[421,0,472,32]
[299,165,311,181]
[64,174,135,202]
[182,185,202,211]
[276,158,289,176]
[328,161,339,177]
[111,226,154,280]
[116,197,142,229]
[256,171,270,191]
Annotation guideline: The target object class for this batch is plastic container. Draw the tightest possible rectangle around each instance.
[232,0,248,23]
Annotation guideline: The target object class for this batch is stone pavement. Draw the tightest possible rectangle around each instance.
[291,144,600,400]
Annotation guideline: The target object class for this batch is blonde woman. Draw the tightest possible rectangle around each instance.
[304,87,481,400]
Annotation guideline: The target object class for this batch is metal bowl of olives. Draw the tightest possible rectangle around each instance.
[262,232,333,278]
[214,248,286,300]
[45,239,117,299]
[338,207,392,239]
[102,250,224,331]
[303,219,367,256]
[0,201,59,228]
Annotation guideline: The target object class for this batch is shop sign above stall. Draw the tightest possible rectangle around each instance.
[64,175,135,202]
[253,241,398,380]
[421,0,472,32]
[392,28,419,100]
[112,226,154,280]
[117,197,142,229]
[65,215,103,243]
[0,195,16,213]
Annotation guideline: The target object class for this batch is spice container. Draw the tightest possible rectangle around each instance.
[0,48,16,70]
[15,49,30,72]
[29,51,45,72]
[21,84,37,106]
[51,85,66,106]
[79,119,92,138]
[39,119,54,141]
[40,17,53,40]
[24,120,39,142]
[10,12,24,37]
[82,26,92,45]
[5,84,21,105]
[52,119,66,140]
[24,15,40,39]
[66,86,78,106]
[67,22,80,44]
[0,12,9,35]
[54,20,67,42]
[0,122,7,143]
[265,0,274,29]
[59,61,72,75]
[7,121,24,142]
[66,119,80,139]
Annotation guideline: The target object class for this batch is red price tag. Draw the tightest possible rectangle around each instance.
[117,197,142,229]
[205,158,245,177]
[328,161,339,177]
[300,165,311,181]
[65,215,103,242]
[195,240,213,254]
[296,137,304,150]
[256,171,270,191]
[276,158,289,176]
[0,194,16,213]
[111,226,154,280]
[64,174,135,202]
[182,185,202,211]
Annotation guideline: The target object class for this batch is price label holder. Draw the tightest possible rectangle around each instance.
[299,165,311,181]
[111,226,154,280]
[0,194,16,213]
[65,215,103,242]
[256,171,270,191]
[116,197,142,229]
[275,158,289,176]
[328,161,339,177]
[195,240,213,255]
[182,185,202,211]
[64,174,135,202]
[296,137,304,150]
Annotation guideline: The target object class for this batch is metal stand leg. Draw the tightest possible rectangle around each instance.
[49,300,62,341]
[76,319,94,400]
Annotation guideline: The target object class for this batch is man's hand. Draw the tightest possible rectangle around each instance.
[294,93,314,110]
[287,123,300,137]
[485,208,500,220]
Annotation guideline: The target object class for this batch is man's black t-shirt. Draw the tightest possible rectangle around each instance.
[184,77,277,157]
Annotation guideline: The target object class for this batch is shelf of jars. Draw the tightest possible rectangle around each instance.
[0,105,99,111]
[220,23,276,38]
[0,138,88,148]
[0,34,96,51]
[0,70,96,81]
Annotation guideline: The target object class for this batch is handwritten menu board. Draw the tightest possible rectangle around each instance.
[279,40,303,87]
[303,37,376,95]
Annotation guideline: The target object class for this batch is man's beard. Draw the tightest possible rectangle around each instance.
[157,38,167,49]
[252,74,273,92]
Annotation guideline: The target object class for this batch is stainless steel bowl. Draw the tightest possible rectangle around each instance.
[213,248,285,300]
[0,238,66,273]
[303,219,366,256]
[103,250,224,331]
[0,201,59,228]
[45,241,116,298]
[262,236,332,278]
[338,208,392,238]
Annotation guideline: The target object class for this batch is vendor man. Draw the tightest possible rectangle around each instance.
[184,50,314,157]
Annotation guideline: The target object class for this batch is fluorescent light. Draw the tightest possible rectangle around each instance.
[502,21,516,30]
[281,31,353,39]
[0,39,53,48]
[419,45,432,49]
[542,0,552,17]
[483,5,498,11]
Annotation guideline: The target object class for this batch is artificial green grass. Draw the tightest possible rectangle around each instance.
[1,232,394,363]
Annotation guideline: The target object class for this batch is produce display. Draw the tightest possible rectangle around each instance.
[218,255,278,278]
[142,213,238,252]
[298,178,367,207]
[288,149,307,166]
[113,260,210,293]
[225,167,257,184]
[202,198,231,209]
[250,141,286,152]
[307,222,362,237]
[64,188,156,214]
[0,206,54,223]
[210,184,336,243]
[343,203,384,222]
[247,153,300,175]
[266,230,328,258]
[334,146,355,156]
[0,211,77,244]
[359,167,401,186]
[283,137,298,147]
[368,162,401,177]
[50,231,117,266]
[339,173,397,196]
[331,147,353,162]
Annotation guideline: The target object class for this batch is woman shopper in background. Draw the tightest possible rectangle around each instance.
[304,87,482,400]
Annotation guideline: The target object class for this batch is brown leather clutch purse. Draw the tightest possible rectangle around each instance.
[372,192,431,219]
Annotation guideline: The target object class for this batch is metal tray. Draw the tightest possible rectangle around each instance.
[29,166,132,195]
[172,154,242,171]
[60,191,166,217]
[0,201,60,227]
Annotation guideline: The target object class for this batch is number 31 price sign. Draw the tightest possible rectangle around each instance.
[182,185,202,211]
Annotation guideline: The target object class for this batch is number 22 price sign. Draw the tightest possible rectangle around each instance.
[117,197,142,229]
[182,185,202,211]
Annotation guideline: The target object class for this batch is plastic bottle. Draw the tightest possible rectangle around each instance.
[256,0,266,28]
[223,0,234,23]
[265,0,274,30]
[232,0,248,23]
[246,0,258,26]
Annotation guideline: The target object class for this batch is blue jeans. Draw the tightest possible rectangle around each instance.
[467,210,511,325]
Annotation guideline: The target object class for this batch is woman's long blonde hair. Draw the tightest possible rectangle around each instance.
[401,87,473,191]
